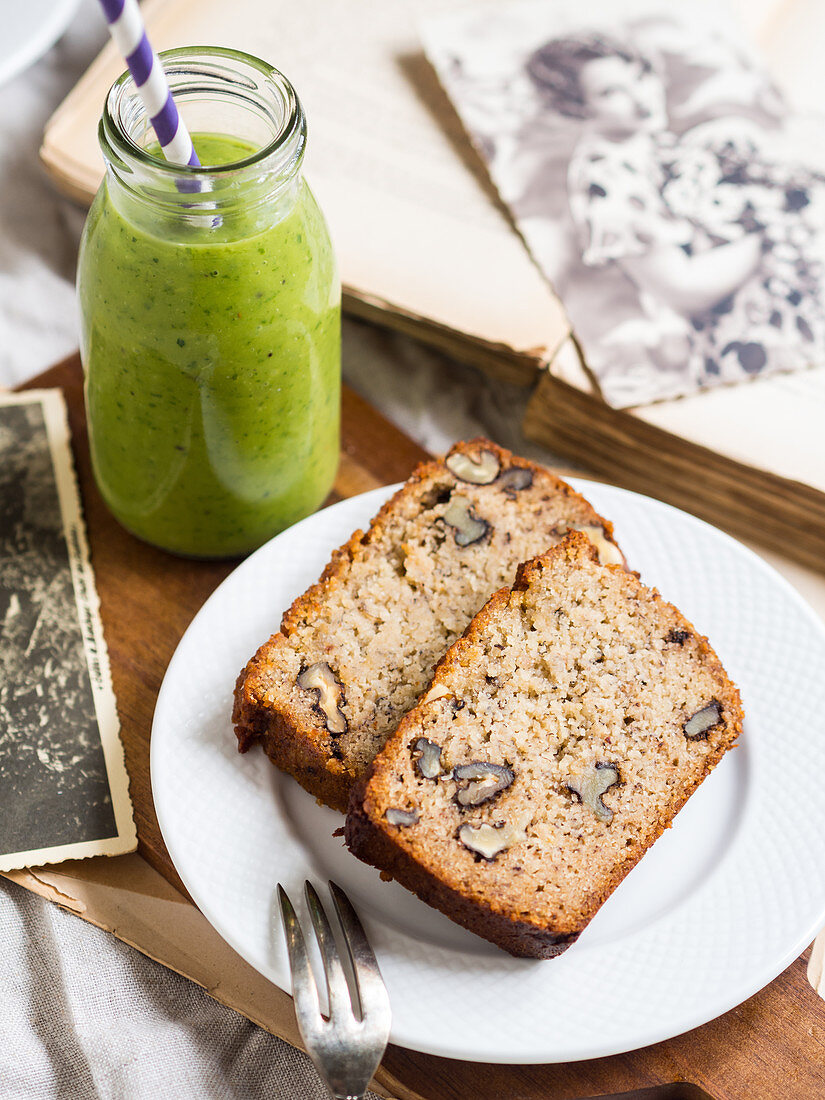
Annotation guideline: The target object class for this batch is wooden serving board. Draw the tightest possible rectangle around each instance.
[19,354,825,1099]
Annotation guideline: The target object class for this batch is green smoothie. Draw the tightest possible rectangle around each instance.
[78,133,340,557]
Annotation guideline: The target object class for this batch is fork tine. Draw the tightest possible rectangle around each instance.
[328,881,391,1028]
[303,881,354,1021]
[277,885,323,1041]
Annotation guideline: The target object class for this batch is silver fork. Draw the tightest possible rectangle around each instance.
[277,880,391,1100]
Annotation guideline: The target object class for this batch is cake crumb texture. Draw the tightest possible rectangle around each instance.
[232,440,624,811]
[345,531,743,958]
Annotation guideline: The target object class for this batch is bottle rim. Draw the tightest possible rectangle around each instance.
[100,45,306,181]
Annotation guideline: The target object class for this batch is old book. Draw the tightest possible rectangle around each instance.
[40,0,825,569]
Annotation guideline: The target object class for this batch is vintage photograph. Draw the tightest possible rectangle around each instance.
[425,3,825,406]
[0,392,133,869]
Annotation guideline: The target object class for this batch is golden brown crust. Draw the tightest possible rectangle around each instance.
[232,658,354,813]
[232,441,625,809]
[346,532,743,958]
[232,633,358,811]
[345,792,579,957]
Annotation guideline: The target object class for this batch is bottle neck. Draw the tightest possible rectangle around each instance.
[99,47,306,240]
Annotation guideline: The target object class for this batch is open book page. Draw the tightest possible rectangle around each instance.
[41,0,568,374]
[551,338,825,492]
[638,367,825,491]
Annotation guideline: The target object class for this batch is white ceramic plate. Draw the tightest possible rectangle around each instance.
[0,0,80,88]
[151,480,825,1063]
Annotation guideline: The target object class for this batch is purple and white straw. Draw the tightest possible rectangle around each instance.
[98,0,200,167]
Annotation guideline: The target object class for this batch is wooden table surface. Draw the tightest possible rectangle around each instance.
[21,354,825,1099]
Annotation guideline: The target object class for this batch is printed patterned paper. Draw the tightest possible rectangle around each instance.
[423,0,825,407]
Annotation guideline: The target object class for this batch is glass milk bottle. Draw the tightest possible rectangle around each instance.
[78,47,340,557]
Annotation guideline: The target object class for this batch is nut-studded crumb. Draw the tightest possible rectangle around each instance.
[232,440,625,812]
[346,532,743,959]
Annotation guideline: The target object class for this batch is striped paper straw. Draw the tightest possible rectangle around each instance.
[98,0,200,167]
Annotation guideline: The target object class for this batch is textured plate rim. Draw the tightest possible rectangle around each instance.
[150,479,825,1062]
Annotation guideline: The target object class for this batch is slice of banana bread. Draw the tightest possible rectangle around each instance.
[232,440,624,812]
[345,531,743,958]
